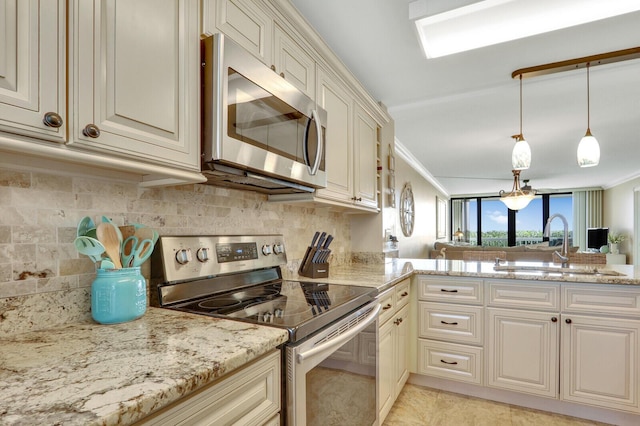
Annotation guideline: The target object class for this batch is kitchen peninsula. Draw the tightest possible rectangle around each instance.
[2,259,640,425]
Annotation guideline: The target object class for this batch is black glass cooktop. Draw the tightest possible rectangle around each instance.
[170,280,376,342]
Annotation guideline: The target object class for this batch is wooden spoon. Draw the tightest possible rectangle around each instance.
[97,222,123,269]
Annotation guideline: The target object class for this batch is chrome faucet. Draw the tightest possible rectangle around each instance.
[544,213,569,267]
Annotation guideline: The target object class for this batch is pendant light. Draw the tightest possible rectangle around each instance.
[512,74,531,170]
[499,170,536,211]
[576,62,600,167]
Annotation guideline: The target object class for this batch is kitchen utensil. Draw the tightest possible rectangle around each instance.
[101,216,123,243]
[97,222,123,269]
[119,225,136,240]
[100,259,116,269]
[74,236,106,263]
[76,216,95,237]
[312,233,327,263]
[121,236,154,268]
[133,227,156,257]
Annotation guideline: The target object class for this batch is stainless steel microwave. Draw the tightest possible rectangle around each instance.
[201,33,327,194]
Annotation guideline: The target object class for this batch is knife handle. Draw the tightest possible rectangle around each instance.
[323,235,333,249]
[310,231,320,247]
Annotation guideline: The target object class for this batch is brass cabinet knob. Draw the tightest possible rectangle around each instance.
[43,112,63,128]
[82,124,101,138]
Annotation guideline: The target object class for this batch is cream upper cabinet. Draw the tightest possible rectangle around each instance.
[205,0,315,100]
[272,23,315,99]
[353,102,379,210]
[315,66,354,203]
[211,0,272,63]
[0,0,66,142]
[314,67,379,212]
[71,0,200,171]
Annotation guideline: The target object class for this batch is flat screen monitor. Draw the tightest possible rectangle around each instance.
[587,228,608,249]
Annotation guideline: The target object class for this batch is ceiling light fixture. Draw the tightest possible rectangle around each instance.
[511,74,531,170]
[512,47,640,169]
[576,62,600,167]
[410,0,640,59]
[499,170,536,211]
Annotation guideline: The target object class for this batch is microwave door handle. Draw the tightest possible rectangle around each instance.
[303,109,324,176]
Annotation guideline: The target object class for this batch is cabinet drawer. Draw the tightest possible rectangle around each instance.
[417,339,483,385]
[395,279,411,309]
[378,288,396,325]
[562,285,640,317]
[419,302,483,345]
[138,351,280,425]
[417,276,483,304]
[487,280,560,310]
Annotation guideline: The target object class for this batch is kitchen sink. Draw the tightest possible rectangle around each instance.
[493,265,625,276]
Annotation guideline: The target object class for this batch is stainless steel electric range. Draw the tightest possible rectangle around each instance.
[151,235,380,426]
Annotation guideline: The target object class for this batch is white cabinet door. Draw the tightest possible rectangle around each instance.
[72,0,200,171]
[394,304,410,397]
[273,23,315,100]
[561,314,640,413]
[353,102,378,210]
[378,316,395,422]
[315,66,354,203]
[212,0,272,63]
[0,0,66,142]
[487,308,559,398]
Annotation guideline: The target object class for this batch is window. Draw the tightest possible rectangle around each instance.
[452,193,572,247]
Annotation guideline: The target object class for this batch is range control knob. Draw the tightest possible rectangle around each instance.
[175,248,192,265]
[196,247,210,262]
[273,243,284,255]
[262,244,273,256]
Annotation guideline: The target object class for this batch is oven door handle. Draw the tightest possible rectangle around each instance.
[297,303,380,364]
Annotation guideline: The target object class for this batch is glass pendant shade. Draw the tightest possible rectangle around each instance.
[577,63,600,168]
[511,135,531,170]
[499,170,536,211]
[577,129,600,167]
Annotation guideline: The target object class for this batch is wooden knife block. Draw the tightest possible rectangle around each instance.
[299,262,329,279]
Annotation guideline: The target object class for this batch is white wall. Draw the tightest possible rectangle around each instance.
[391,152,448,259]
[604,176,640,264]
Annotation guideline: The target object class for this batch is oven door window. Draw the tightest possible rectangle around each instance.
[227,69,324,173]
[303,321,377,425]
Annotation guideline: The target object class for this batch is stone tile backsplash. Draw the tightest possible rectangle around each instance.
[0,168,352,334]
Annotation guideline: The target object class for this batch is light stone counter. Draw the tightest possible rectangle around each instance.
[283,258,640,292]
[0,307,288,426]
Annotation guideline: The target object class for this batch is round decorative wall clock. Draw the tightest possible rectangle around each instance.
[399,182,414,237]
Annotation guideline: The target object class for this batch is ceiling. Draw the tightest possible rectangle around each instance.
[289,0,640,197]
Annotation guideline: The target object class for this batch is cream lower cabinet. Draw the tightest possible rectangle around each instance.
[415,276,640,420]
[487,308,559,398]
[561,284,640,413]
[0,0,66,142]
[136,351,280,426]
[378,279,410,423]
[71,0,200,171]
[486,280,560,398]
[416,276,484,385]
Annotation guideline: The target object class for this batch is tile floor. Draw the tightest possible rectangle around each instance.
[383,384,611,425]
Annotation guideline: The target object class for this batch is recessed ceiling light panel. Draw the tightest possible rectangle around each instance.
[412,0,640,58]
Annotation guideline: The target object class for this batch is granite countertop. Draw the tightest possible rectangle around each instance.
[3,258,639,425]
[283,258,640,291]
[0,308,288,426]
